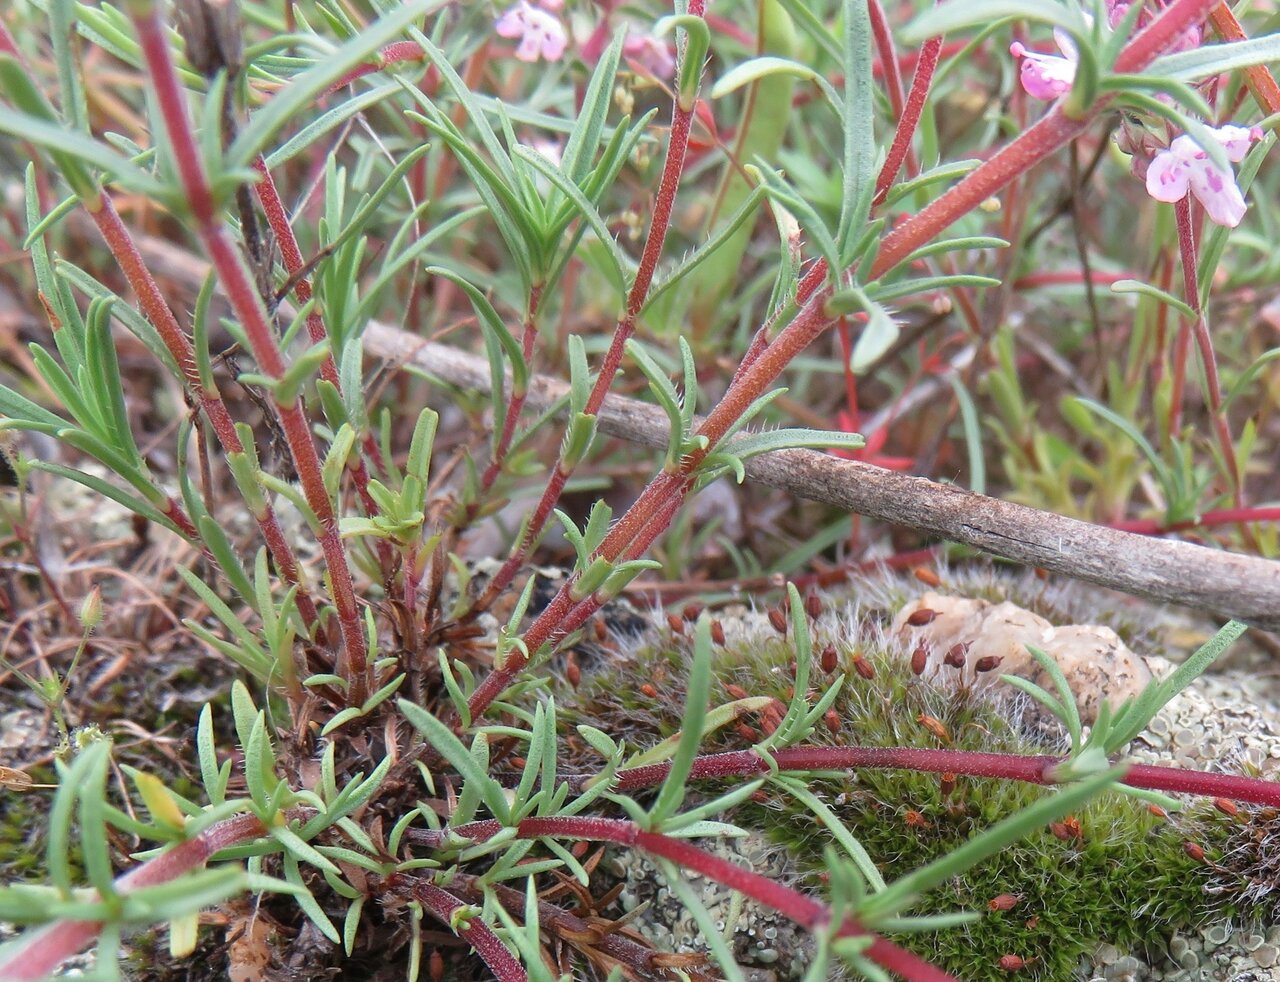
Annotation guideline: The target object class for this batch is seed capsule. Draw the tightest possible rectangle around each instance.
[975,655,1003,673]
[944,643,968,668]
[998,954,1027,972]
[906,607,938,626]
[565,653,581,688]
[821,644,839,674]
[940,772,956,797]
[666,613,685,634]
[711,619,726,645]
[768,607,788,634]
[724,684,750,700]
[988,894,1020,912]
[1025,917,1039,930]
[805,592,822,620]
[682,602,704,622]
[1049,816,1082,841]
[736,723,758,742]
[904,809,930,828]
[1183,840,1206,862]
[917,714,950,743]
[1214,798,1239,817]
[640,683,658,699]
[824,709,840,734]
[852,654,875,680]
[429,949,445,982]
[910,644,929,675]
[1147,804,1168,819]
[913,566,942,587]
[571,841,589,858]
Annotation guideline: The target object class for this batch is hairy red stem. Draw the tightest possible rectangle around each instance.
[1207,4,1280,113]
[1173,198,1244,513]
[0,813,266,982]
[89,193,322,629]
[871,0,1219,281]
[414,880,527,981]
[596,746,1280,808]
[477,284,542,498]
[130,2,368,699]
[874,35,942,206]
[867,0,906,119]
[252,157,397,589]
[326,39,428,94]
[414,816,956,981]
[470,2,706,612]
[475,0,1224,721]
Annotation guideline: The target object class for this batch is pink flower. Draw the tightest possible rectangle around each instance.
[495,1,567,63]
[1010,5,1204,103]
[623,33,676,80]
[1009,27,1079,100]
[1145,124,1263,227]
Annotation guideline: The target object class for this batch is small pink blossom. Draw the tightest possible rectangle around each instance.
[623,33,676,80]
[1009,27,1079,100]
[1145,125,1263,227]
[495,1,567,63]
[1010,4,1203,102]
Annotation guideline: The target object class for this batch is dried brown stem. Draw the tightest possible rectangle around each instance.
[361,320,1280,632]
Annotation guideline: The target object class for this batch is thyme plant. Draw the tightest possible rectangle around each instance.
[0,0,1278,979]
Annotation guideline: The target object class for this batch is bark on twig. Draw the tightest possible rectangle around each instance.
[35,207,1277,631]
[361,319,1280,632]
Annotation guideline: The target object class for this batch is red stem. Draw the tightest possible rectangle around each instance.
[130,2,369,700]
[88,195,322,630]
[414,880,527,982]
[0,813,266,982]
[1207,4,1280,113]
[867,0,906,119]
[467,488,685,720]
[417,815,957,982]
[1173,198,1245,517]
[1109,505,1280,534]
[474,0,1224,720]
[599,745,1280,808]
[469,2,706,612]
[477,284,542,498]
[1011,270,1131,289]
[870,0,1219,281]
[326,39,428,94]
[874,35,942,206]
[253,157,396,582]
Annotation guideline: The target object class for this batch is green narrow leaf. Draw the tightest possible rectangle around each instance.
[398,700,511,824]
[648,616,714,826]
[229,0,441,167]
[835,0,876,267]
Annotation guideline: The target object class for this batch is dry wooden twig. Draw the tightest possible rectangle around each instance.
[361,319,1280,633]
[41,211,1278,632]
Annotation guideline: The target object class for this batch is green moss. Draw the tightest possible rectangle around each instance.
[561,607,1242,981]
[0,765,82,883]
